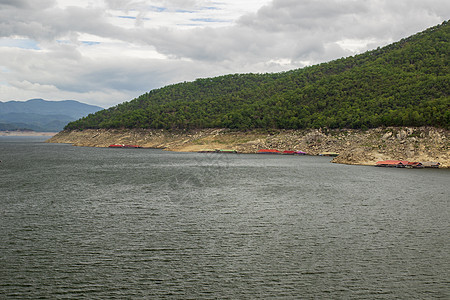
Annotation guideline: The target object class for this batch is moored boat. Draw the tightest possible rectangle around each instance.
[217,149,238,153]
[376,160,409,168]
[257,149,281,154]
[422,162,440,168]
[282,150,296,155]
[319,152,339,157]
[295,151,307,155]
[108,144,142,148]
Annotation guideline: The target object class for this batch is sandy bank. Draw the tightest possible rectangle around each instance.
[46,127,450,168]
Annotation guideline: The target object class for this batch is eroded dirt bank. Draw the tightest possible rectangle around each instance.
[46,127,450,167]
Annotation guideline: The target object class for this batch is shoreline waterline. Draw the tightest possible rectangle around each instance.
[46,127,450,168]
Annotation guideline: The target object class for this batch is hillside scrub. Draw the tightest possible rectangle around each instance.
[66,21,449,131]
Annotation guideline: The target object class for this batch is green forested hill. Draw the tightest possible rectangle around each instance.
[66,21,449,131]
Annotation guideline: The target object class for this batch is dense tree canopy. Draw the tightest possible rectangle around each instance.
[66,21,449,131]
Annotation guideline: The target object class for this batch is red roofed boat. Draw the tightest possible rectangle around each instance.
[283,150,296,155]
[375,160,409,168]
[406,161,423,168]
[257,149,281,154]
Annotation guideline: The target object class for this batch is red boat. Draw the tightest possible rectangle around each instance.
[257,149,281,154]
[282,150,296,155]
[375,160,409,167]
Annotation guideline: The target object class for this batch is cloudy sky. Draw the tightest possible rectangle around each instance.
[0,0,449,108]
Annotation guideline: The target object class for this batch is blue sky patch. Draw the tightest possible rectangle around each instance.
[0,38,40,50]
[201,6,220,10]
[82,41,101,46]
[176,9,196,13]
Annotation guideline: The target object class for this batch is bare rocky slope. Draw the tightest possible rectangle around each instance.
[47,127,449,167]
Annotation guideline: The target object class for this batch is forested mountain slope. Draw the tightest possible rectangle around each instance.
[66,21,449,131]
[0,99,102,132]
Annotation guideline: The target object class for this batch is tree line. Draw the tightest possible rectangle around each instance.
[66,21,449,131]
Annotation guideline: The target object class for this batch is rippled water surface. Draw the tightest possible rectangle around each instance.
[1,136,449,299]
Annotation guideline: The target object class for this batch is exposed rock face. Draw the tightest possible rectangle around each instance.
[47,127,450,167]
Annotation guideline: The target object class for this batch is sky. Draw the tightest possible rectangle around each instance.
[0,0,449,108]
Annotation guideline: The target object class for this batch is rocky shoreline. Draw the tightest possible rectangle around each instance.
[46,127,450,168]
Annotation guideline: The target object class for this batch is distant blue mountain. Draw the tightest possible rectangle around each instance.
[0,99,103,132]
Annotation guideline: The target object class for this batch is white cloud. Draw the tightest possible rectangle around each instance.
[0,0,448,107]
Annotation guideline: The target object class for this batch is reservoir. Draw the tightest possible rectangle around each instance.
[1,136,448,299]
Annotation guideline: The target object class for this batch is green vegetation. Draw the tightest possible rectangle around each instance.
[66,21,449,131]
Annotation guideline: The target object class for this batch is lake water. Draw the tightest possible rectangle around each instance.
[1,136,449,299]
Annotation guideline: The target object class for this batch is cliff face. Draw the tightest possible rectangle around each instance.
[47,127,450,167]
